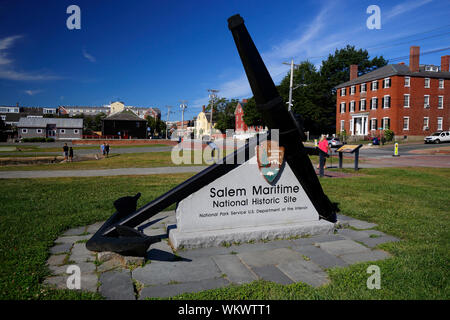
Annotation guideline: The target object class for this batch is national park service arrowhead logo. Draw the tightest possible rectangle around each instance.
[256,140,285,184]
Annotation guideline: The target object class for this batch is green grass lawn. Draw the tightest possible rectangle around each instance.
[0,167,449,300]
[0,151,211,171]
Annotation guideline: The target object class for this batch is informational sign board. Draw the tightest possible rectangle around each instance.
[336,144,362,153]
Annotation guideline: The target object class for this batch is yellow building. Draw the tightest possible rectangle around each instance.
[194,106,217,138]
[110,101,125,114]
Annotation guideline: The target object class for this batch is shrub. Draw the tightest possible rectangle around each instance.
[22,137,55,143]
[384,129,395,142]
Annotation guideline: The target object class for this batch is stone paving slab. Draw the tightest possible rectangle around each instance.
[70,243,96,263]
[212,254,258,284]
[252,265,293,285]
[132,258,222,285]
[237,248,304,268]
[55,234,91,244]
[354,236,399,249]
[340,250,391,264]
[50,243,72,255]
[139,278,230,299]
[175,246,232,260]
[337,229,372,240]
[290,245,348,269]
[86,222,104,234]
[147,241,178,262]
[99,270,134,300]
[81,272,99,293]
[277,259,329,287]
[289,234,346,246]
[346,219,378,230]
[47,254,67,266]
[62,226,86,237]
[318,240,370,256]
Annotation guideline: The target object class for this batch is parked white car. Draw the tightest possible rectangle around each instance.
[424,131,450,144]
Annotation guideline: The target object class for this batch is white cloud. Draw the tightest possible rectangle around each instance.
[0,35,60,81]
[385,0,433,20]
[24,89,43,96]
[82,49,96,63]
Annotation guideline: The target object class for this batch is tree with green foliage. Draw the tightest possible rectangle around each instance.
[213,98,238,132]
[244,45,387,135]
[146,116,166,137]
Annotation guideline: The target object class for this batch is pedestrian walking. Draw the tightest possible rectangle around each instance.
[69,147,74,162]
[317,135,330,177]
[63,143,69,161]
[105,143,110,158]
[100,143,106,156]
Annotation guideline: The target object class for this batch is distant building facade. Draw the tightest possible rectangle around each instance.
[234,100,264,134]
[194,106,217,138]
[1,105,57,126]
[17,118,83,140]
[336,47,450,139]
[102,110,147,139]
[58,105,109,116]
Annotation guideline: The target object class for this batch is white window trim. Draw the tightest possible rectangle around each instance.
[383,117,390,130]
[424,95,430,108]
[424,78,430,88]
[403,117,409,131]
[384,77,390,88]
[340,102,345,113]
[383,95,390,109]
[438,79,444,89]
[405,76,410,87]
[438,96,444,109]
[437,117,443,131]
[371,97,377,109]
[423,117,429,130]
[350,86,355,95]
[74,129,79,134]
[341,88,346,96]
[370,118,377,131]
[350,101,355,112]
[340,120,345,132]
[361,99,366,111]
[36,129,43,134]
[404,94,410,108]
[372,80,378,91]
[361,83,366,92]
[22,128,28,133]
[60,129,65,134]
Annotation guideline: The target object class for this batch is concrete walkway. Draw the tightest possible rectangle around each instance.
[43,211,398,299]
[0,166,208,179]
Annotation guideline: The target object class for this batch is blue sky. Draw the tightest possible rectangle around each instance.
[0,0,449,121]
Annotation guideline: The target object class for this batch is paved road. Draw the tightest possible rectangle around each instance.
[0,146,173,156]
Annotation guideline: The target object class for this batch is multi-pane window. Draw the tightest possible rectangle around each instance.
[404,94,410,108]
[371,81,378,91]
[341,88,346,96]
[439,79,444,89]
[340,102,346,113]
[360,99,366,111]
[371,118,378,131]
[360,83,366,92]
[404,77,410,87]
[383,118,390,130]
[371,97,378,109]
[424,78,430,88]
[350,101,355,112]
[383,78,391,88]
[350,86,355,95]
[37,129,43,134]
[22,129,27,133]
[383,95,391,108]
[423,117,429,130]
[424,95,430,108]
[60,129,65,134]
[438,96,444,109]
[74,129,79,134]
[403,117,409,130]
[437,117,443,131]
[340,120,345,132]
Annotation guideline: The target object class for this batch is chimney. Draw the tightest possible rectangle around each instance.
[202,105,205,113]
[409,46,420,72]
[350,65,358,80]
[242,99,248,103]
[441,55,450,72]
[16,102,19,107]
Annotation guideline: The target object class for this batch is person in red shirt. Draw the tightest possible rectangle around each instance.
[317,135,330,177]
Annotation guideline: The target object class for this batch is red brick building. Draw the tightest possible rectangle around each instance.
[234,99,263,133]
[336,47,450,139]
